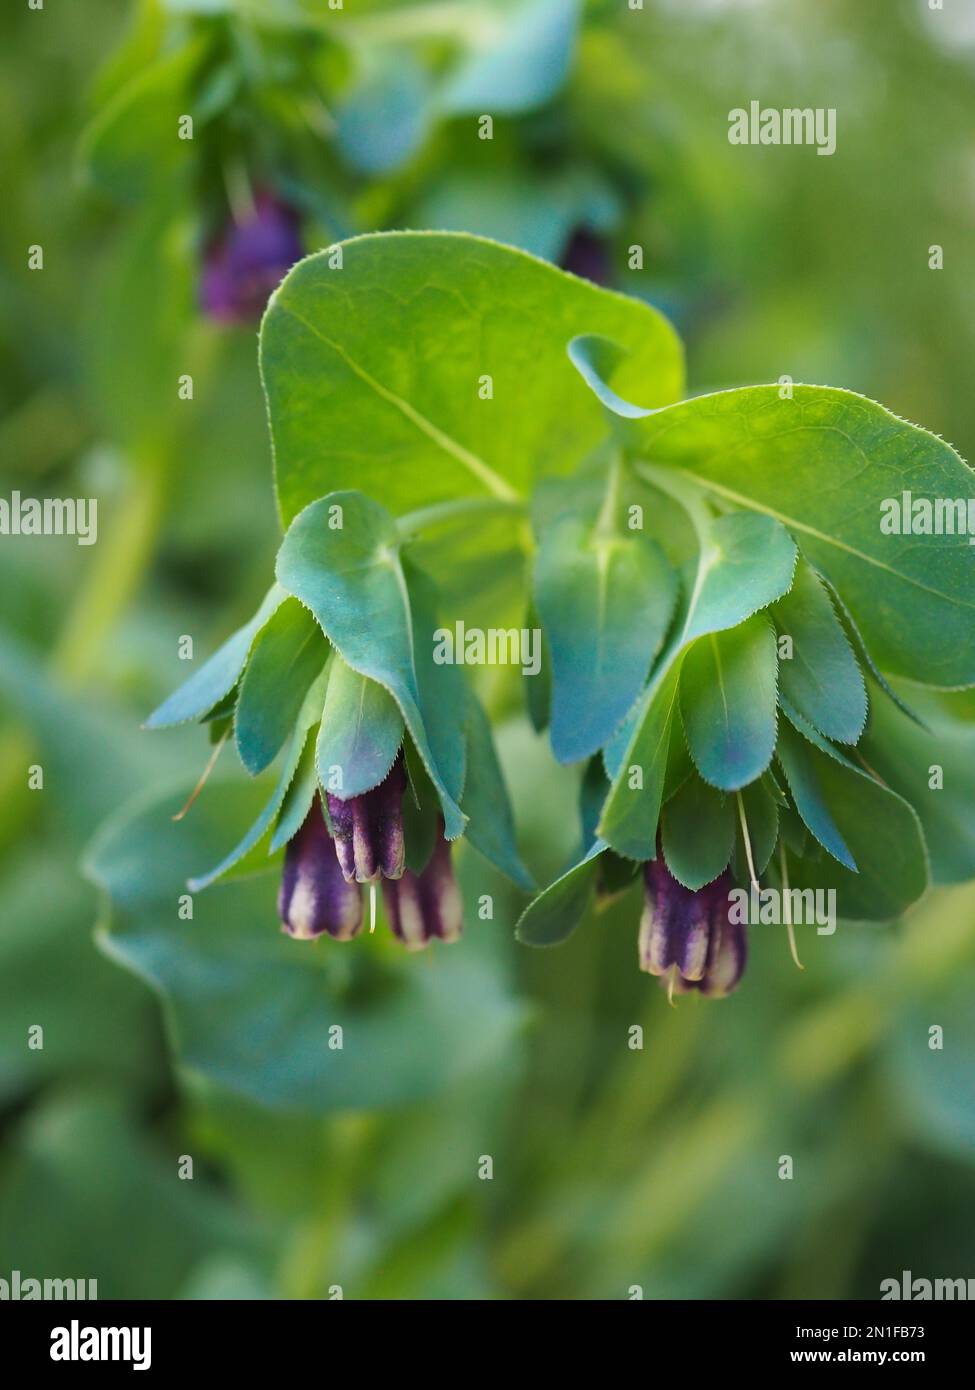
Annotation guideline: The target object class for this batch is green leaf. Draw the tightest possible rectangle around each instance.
[598,507,795,857]
[626,386,975,688]
[79,39,204,202]
[523,598,552,733]
[275,493,465,837]
[188,670,328,891]
[782,741,928,920]
[260,233,683,524]
[772,559,867,744]
[679,616,778,792]
[144,585,285,730]
[661,775,734,890]
[534,505,677,764]
[775,721,856,872]
[438,0,581,115]
[269,732,319,855]
[316,653,404,799]
[461,694,533,891]
[234,597,327,775]
[597,662,681,860]
[682,513,798,643]
[515,841,604,947]
[336,49,431,174]
[861,683,975,886]
[86,785,526,1114]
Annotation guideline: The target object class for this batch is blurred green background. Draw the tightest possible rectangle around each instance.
[1,0,973,1300]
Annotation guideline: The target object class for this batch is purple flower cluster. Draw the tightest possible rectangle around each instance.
[278,757,462,951]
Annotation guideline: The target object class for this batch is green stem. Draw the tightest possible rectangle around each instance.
[396,495,526,541]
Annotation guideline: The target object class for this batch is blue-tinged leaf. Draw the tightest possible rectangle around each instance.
[534,507,677,764]
[269,734,318,855]
[661,775,734,891]
[438,0,581,115]
[188,670,328,891]
[775,721,857,872]
[145,585,285,730]
[515,841,605,947]
[781,734,928,920]
[275,492,466,839]
[679,616,779,792]
[597,662,681,860]
[234,597,328,775]
[316,653,403,800]
[461,694,534,891]
[772,559,867,744]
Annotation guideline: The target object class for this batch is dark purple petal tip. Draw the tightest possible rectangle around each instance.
[279,797,362,941]
[381,823,463,952]
[639,859,746,999]
[327,757,406,884]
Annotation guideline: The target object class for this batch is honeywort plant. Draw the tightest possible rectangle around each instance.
[141,232,975,999]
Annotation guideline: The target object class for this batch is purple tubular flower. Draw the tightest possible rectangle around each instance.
[638,860,747,998]
[279,797,362,941]
[560,227,612,286]
[327,758,407,885]
[199,190,303,324]
[381,824,463,952]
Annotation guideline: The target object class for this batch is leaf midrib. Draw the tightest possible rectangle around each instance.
[276,300,520,503]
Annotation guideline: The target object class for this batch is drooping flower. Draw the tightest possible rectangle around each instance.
[278,795,363,941]
[327,758,407,884]
[199,190,303,324]
[639,859,747,998]
[560,227,612,286]
[381,823,463,952]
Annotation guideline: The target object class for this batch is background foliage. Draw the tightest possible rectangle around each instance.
[1,0,974,1299]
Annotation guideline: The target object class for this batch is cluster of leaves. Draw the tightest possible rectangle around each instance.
[118,232,975,979]
[80,0,593,253]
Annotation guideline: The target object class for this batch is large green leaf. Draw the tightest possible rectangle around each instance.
[679,616,778,792]
[275,492,466,838]
[234,597,327,775]
[771,559,867,744]
[626,387,975,687]
[534,507,676,764]
[316,653,404,799]
[260,233,683,524]
[85,783,526,1113]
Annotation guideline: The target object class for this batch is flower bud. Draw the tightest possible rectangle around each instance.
[381,825,463,951]
[279,797,363,940]
[327,758,407,884]
[639,859,746,998]
[560,227,612,286]
[200,190,303,324]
